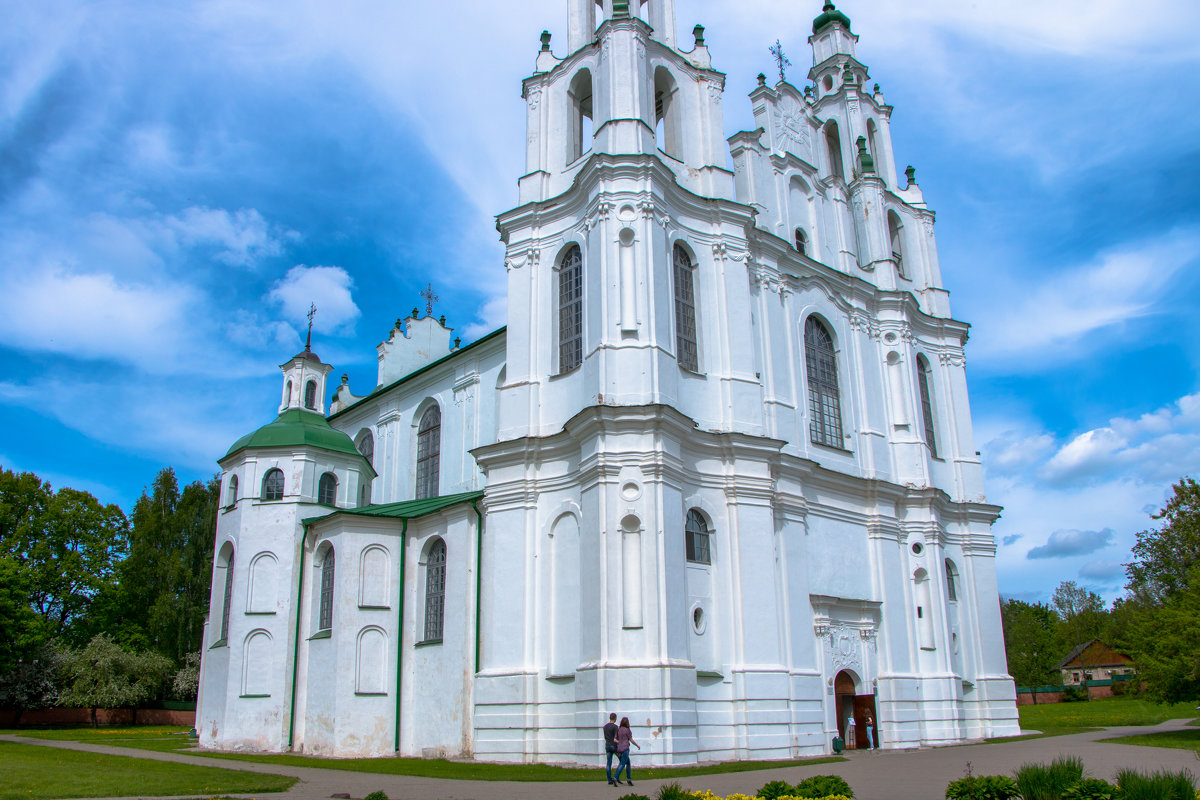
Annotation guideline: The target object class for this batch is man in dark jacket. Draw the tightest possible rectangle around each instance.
[602,713,619,785]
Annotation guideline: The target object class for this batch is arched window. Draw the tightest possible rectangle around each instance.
[945,559,959,603]
[415,405,441,500]
[219,546,235,642]
[318,472,337,505]
[226,474,238,507]
[423,539,447,642]
[685,509,711,565]
[866,119,882,178]
[356,430,374,507]
[558,245,583,374]
[283,379,293,407]
[568,69,593,163]
[318,546,335,631]
[261,468,284,501]
[916,355,937,456]
[304,379,317,410]
[655,66,682,159]
[825,121,845,180]
[673,244,698,372]
[804,317,844,447]
[794,228,808,256]
[888,211,906,278]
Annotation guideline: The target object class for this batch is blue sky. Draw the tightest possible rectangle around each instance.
[2,0,1198,605]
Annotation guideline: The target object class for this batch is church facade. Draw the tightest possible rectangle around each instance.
[196,0,1021,764]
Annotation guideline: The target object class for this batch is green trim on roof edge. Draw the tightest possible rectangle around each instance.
[224,408,376,477]
[303,490,484,526]
[328,327,506,422]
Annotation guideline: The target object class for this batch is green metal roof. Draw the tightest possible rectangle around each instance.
[304,490,483,526]
[224,408,374,476]
[813,1,851,34]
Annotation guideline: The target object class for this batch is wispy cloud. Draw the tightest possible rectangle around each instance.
[268,265,361,335]
[1027,528,1114,560]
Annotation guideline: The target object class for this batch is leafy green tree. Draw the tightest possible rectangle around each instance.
[1051,581,1106,653]
[0,642,61,724]
[104,469,219,662]
[1001,598,1061,688]
[1125,566,1200,703]
[58,633,171,726]
[1127,478,1200,604]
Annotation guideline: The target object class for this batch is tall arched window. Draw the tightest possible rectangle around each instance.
[804,317,844,447]
[219,546,235,642]
[423,539,447,642]
[558,245,583,373]
[794,228,808,256]
[655,66,682,159]
[916,355,937,456]
[261,468,284,501]
[685,509,711,565]
[356,430,374,507]
[673,244,698,372]
[304,379,317,410]
[283,379,293,407]
[825,121,845,180]
[318,546,335,631]
[866,119,881,178]
[568,69,593,163]
[318,472,337,505]
[226,475,238,507]
[945,559,959,603]
[415,405,441,500]
[888,211,906,278]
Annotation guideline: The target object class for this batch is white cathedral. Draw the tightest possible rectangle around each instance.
[196,0,1021,763]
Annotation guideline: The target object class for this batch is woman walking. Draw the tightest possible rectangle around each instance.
[614,716,640,786]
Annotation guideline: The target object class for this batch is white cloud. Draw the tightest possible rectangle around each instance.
[1027,528,1114,560]
[462,294,508,342]
[1079,560,1125,585]
[968,228,1200,365]
[268,265,361,334]
[0,267,196,370]
[164,206,298,268]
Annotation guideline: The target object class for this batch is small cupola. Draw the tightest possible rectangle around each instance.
[279,322,334,416]
[812,1,852,35]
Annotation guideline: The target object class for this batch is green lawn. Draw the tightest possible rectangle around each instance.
[1099,727,1200,753]
[1017,695,1198,734]
[0,739,296,800]
[6,726,844,782]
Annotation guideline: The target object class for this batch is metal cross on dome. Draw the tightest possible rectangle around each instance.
[769,39,791,84]
[305,303,316,351]
[420,284,439,316]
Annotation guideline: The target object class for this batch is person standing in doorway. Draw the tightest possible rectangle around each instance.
[614,716,640,786]
[864,712,876,750]
[602,713,619,785]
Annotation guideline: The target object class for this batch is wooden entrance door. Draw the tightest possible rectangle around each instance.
[852,694,878,749]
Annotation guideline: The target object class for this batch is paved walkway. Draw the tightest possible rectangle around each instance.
[5,720,1198,800]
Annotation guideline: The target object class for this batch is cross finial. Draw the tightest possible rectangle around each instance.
[769,39,791,84]
[420,283,439,316]
[305,303,316,351]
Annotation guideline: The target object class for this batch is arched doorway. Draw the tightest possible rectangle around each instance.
[833,669,879,749]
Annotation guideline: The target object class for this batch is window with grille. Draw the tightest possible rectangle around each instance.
[794,228,808,256]
[804,317,844,448]
[423,540,446,642]
[304,380,317,410]
[673,245,698,372]
[318,547,335,631]
[945,559,958,602]
[226,475,238,507]
[415,405,441,500]
[261,468,284,501]
[558,246,583,373]
[318,472,337,505]
[685,509,711,565]
[220,550,234,641]
[917,355,937,456]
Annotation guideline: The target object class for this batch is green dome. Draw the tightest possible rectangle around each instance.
[813,1,851,34]
[224,408,372,472]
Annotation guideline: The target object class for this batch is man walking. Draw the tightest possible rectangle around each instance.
[602,713,619,785]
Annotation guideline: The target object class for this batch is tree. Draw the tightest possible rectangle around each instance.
[1051,580,1106,653]
[101,469,218,661]
[172,652,201,701]
[1001,599,1060,690]
[0,643,61,724]
[58,634,171,726]
[1127,477,1200,604]
[1125,566,1200,703]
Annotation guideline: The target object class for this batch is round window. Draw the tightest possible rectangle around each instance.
[911,542,924,555]
[691,605,706,634]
